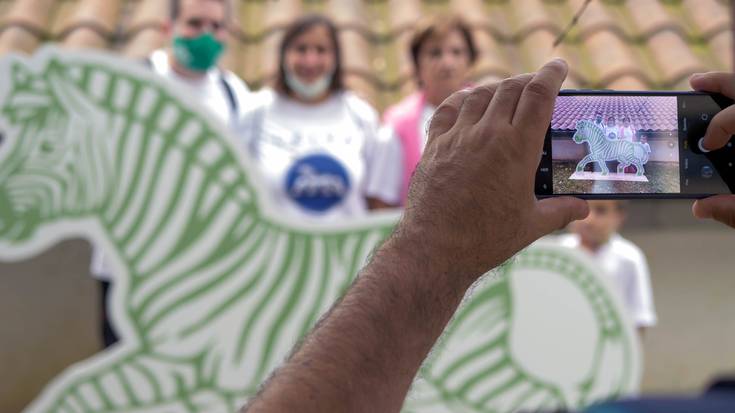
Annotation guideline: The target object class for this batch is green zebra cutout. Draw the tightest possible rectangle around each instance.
[0,47,639,413]
[573,120,650,176]
[405,245,639,412]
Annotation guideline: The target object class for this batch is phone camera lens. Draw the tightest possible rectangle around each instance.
[701,165,713,179]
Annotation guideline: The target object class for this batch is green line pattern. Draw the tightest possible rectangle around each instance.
[0,48,637,413]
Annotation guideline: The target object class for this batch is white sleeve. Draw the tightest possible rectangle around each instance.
[90,245,114,281]
[364,125,403,206]
[627,249,657,327]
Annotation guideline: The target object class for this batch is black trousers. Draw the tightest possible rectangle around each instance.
[99,280,119,348]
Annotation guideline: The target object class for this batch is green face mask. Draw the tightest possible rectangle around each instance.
[172,32,225,72]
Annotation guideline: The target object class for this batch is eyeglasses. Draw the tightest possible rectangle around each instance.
[185,17,225,33]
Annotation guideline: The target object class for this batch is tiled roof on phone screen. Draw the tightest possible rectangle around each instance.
[552,95,678,131]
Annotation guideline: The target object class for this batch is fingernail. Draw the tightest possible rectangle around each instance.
[690,73,702,82]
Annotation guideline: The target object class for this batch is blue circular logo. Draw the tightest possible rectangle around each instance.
[285,154,350,213]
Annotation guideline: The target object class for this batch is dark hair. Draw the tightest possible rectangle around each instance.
[410,15,478,78]
[170,0,231,21]
[275,14,344,95]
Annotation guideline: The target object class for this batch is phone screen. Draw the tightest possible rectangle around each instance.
[536,91,735,198]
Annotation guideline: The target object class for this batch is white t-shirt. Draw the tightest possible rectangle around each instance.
[605,125,619,140]
[620,126,635,142]
[240,89,398,220]
[556,233,657,328]
[368,103,435,206]
[91,50,250,280]
[149,49,250,127]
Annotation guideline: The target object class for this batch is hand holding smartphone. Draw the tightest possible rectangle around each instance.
[535,91,734,199]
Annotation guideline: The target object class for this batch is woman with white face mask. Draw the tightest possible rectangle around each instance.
[239,15,395,220]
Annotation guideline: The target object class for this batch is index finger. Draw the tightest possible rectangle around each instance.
[689,72,735,98]
[512,59,568,149]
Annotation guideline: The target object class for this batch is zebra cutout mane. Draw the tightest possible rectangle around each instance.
[0,47,640,413]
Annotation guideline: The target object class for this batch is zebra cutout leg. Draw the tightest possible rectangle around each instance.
[597,159,609,175]
[575,155,596,173]
[634,162,645,176]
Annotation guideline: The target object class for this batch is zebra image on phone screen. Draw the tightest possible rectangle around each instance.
[0,47,640,413]
[573,120,650,177]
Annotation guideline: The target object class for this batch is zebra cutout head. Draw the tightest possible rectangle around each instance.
[0,48,640,413]
[0,58,112,242]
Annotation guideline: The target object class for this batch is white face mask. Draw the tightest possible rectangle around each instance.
[285,69,334,101]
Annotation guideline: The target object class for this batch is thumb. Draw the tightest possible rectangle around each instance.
[531,197,589,238]
[693,195,735,229]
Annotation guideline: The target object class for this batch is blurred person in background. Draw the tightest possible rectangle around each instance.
[558,200,657,337]
[239,15,394,219]
[619,115,635,142]
[91,0,251,347]
[605,114,618,140]
[148,0,250,128]
[367,15,478,208]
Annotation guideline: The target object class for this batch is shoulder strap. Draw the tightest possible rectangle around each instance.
[219,72,239,117]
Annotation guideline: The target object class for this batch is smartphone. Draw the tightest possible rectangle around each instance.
[535,90,735,199]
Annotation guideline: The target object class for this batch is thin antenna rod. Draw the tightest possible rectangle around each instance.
[553,0,594,48]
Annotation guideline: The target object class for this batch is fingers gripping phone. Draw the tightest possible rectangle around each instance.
[535,91,735,199]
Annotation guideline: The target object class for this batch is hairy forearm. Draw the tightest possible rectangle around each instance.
[243,230,473,413]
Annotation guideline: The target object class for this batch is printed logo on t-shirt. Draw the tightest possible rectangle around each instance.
[285,154,350,213]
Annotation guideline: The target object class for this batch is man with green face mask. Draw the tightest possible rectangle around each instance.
[90,0,251,348]
[154,0,249,129]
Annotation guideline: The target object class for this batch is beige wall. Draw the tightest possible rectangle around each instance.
[1,200,734,411]
[625,202,735,394]
[0,239,100,413]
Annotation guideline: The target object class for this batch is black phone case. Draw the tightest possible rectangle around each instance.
[536,90,735,200]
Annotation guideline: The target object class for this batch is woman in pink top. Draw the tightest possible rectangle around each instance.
[366,16,478,208]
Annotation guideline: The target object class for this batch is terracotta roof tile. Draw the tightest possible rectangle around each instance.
[0,0,731,110]
[120,0,167,58]
[583,30,641,86]
[571,0,620,36]
[511,0,558,41]
[0,0,55,54]
[708,29,734,70]
[683,0,731,38]
[59,0,123,49]
[625,0,683,39]
[646,31,707,85]
[327,0,375,102]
